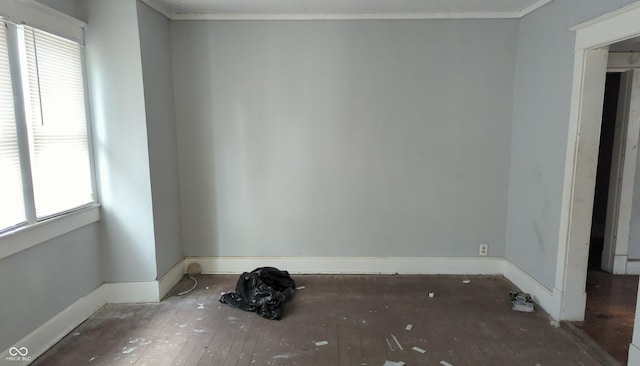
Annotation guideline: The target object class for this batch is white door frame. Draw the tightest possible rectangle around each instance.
[560,1,640,364]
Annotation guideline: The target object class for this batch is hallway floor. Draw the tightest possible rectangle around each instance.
[574,270,639,366]
[33,274,606,366]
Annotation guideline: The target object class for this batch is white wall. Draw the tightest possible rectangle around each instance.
[506,0,638,289]
[137,1,183,278]
[84,0,158,282]
[172,20,517,258]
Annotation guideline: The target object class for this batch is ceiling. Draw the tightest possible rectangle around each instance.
[142,0,553,20]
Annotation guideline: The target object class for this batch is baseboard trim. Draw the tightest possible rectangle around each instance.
[0,261,187,364]
[183,256,561,317]
[501,259,561,320]
[101,259,187,304]
[103,281,160,303]
[0,284,108,364]
[158,258,187,300]
[1,256,562,364]
[183,256,503,275]
[626,260,640,275]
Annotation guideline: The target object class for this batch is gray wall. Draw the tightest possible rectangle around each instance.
[505,0,638,289]
[35,0,86,22]
[0,224,102,353]
[172,20,517,258]
[84,0,158,282]
[137,1,183,277]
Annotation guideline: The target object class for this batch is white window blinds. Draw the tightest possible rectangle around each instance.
[21,26,93,219]
[0,25,26,230]
[0,20,94,233]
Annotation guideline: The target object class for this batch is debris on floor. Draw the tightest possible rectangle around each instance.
[412,346,427,354]
[428,292,435,298]
[177,263,203,296]
[405,324,413,331]
[390,334,403,350]
[440,361,454,366]
[177,276,198,296]
[462,280,471,284]
[219,267,296,320]
[383,361,406,366]
[386,338,395,351]
[315,340,328,346]
[510,291,535,312]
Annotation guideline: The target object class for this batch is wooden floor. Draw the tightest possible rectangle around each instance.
[34,274,604,366]
[575,270,639,366]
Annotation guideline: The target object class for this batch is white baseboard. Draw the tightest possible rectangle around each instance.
[501,259,562,320]
[626,260,640,275]
[158,258,187,299]
[102,259,187,303]
[183,256,503,275]
[614,255,629,274]
[0,285,108,365]
[1,256,561,365]
[0,260,186,365]
[184,256,561,317]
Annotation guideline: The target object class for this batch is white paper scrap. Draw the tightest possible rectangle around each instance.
[315,340,329,347]
[412,346,426,354]
[440,361,454,366]
[462,280,471,284]
[297,286,306,290]
[390,334,403,351]
[385,338,394,351]
[383,361,406,366]
[428,292,435,298]
[405,324,413,331]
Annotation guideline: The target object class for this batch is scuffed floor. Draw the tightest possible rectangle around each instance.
[33,274,602,365]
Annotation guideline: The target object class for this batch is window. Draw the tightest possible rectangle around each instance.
[0,21,94,233]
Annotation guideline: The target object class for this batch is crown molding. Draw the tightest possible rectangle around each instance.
[517,0,553,18]
[169,11,521,20]
[139,0,553,21]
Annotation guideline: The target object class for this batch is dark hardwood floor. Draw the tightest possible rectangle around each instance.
[574,270,639,366]
[33,274,605,366]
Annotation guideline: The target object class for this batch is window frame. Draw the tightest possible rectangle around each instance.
[0,2,100,260]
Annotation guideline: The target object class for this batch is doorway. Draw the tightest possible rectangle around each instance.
[561,4,640,364]
[588,72,621,271]
[579,72,638,366]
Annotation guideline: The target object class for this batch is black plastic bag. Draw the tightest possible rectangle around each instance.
[219,267,296,320]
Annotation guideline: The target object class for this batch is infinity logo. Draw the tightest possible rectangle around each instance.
[8,347,28,356]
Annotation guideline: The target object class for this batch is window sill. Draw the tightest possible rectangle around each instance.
[0,204,100,261]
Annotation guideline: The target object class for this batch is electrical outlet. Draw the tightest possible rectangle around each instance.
[479,244,488,256]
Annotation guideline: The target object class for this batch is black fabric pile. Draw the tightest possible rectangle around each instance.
[219,267,296,320]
